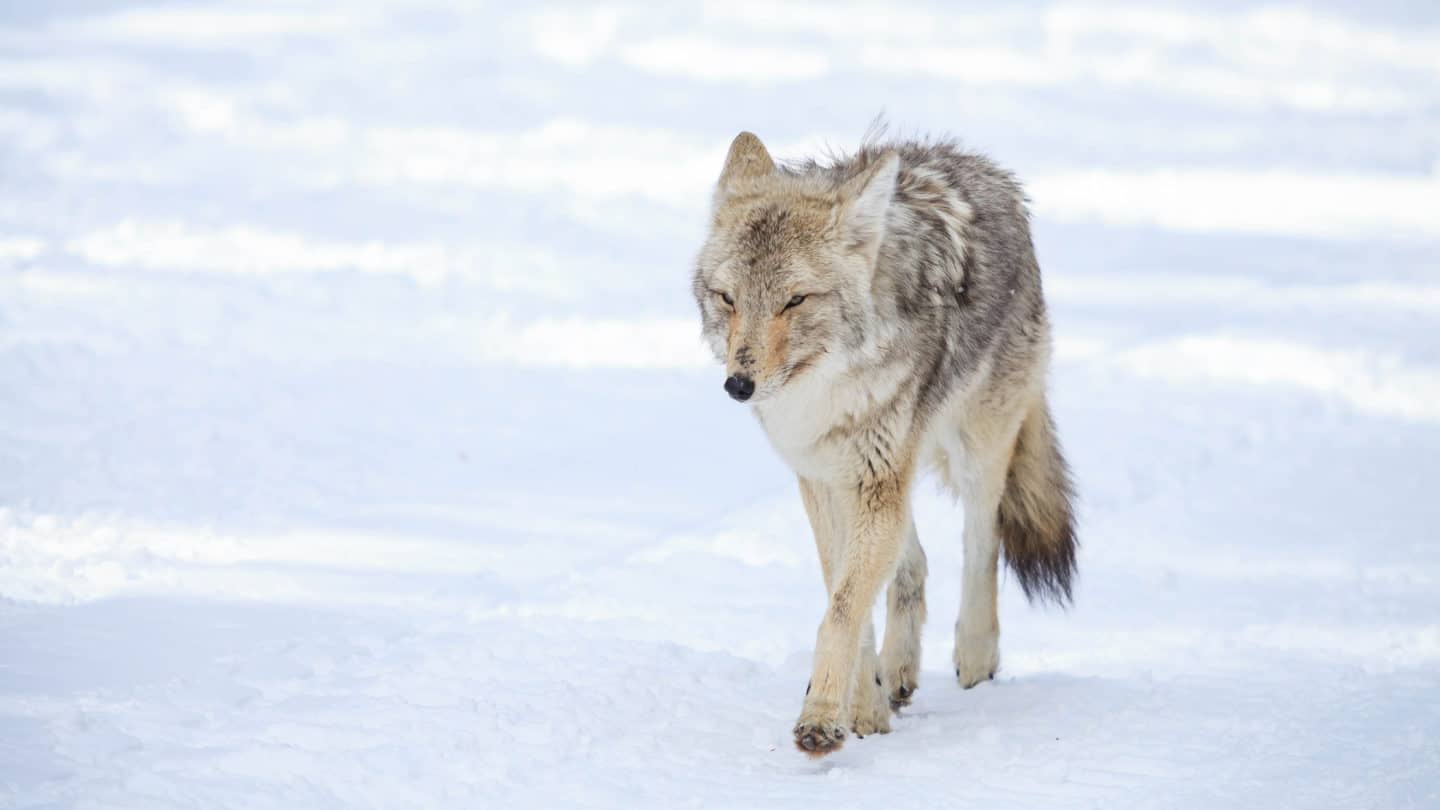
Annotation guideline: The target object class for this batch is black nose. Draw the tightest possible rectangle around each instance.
[724,375,755,402]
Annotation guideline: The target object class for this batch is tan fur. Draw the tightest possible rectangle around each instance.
[792,456,915,757]
[797,477,893,738]
[762,315,789,381]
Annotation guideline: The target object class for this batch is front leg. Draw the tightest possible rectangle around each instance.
[794,468,911,757]
[848,616,891,737]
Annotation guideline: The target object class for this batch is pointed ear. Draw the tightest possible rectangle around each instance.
[715,132,775,201]
[838,151,899,259]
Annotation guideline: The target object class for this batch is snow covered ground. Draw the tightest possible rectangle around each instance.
[2,1,1438,807]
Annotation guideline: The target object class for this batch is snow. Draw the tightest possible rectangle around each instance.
[2,1,1438,807]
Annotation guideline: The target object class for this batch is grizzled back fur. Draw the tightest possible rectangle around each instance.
[780,137,1047,418]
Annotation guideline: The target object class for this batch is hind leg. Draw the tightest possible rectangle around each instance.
[879,515,926,709]
[954,469,1002,687]
[951,423,1020,688]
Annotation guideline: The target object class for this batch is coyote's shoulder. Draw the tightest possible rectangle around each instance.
[799,139,1045,411]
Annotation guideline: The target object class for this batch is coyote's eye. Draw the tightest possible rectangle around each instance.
[784,294,807,311]
[714,291,734,308]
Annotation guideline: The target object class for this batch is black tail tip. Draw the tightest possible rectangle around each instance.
[1003,524,1078,608]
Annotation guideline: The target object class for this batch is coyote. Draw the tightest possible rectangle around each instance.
[692,130,1077,757]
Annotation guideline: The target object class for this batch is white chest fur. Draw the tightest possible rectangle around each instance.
[753,360,912,483]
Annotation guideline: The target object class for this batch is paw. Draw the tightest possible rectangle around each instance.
[794,721,848,757]
[882,659,919,711]
[849,674,892,736]
[879,618,923,712]
[889,681,917,711]
[793,702,848,757]
[851,711,891,737]
[954,629,999,689]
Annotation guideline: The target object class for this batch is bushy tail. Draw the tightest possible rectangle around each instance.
[998,400,1078,606]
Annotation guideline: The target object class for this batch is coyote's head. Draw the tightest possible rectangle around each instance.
[693,132,899,403]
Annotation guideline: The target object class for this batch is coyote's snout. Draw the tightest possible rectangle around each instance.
[692,127,1078,757]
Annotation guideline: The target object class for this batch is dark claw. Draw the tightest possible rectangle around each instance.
[805,680,811,696]
[874,675,882,686]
